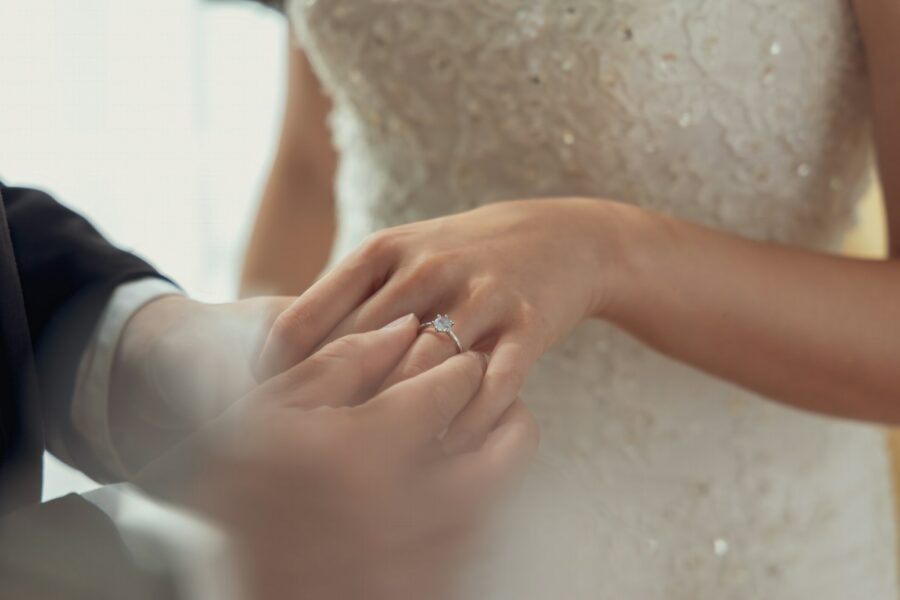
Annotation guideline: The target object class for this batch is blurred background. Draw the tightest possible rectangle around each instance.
[0,0,287,499]
[0,0,894,506]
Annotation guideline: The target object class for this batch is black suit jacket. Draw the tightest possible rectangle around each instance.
[0,182,178,599]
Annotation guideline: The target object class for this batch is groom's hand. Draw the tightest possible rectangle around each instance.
[109,294,294,472]
[138,314,538,600]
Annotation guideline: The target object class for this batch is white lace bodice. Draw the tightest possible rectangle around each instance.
[288,1,897,598]
[291,0,872,249]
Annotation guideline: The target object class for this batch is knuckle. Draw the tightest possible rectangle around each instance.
[520,301,548,332]
[269,308,304,349]
[516,300,541,324]
[409,254,447,284]
[467,276,502,303]
[468,271,501,289]
[514,302,552,350]
[358,229,397,260]
[340,254,376,288]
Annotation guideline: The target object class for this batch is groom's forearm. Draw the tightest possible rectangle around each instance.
[0,183,170,480]
[105,293,292,476]
[69,282,187,480]
[107,294,226,476]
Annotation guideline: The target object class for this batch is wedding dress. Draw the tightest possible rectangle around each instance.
[287,1,898,597]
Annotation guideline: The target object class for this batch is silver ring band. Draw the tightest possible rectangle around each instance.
[419,314,464,354]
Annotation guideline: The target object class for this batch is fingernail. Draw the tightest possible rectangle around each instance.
[382,313,414,330]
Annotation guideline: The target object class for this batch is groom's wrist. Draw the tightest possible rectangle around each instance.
[67,278,184,479]
[109,294,206,473]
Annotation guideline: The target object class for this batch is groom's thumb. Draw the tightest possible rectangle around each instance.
[273,314,420,408]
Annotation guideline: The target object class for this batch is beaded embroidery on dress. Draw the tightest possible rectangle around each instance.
[288,1,898,597]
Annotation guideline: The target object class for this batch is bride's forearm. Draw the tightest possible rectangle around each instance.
[240,157,336,297]
[599,202,900,423]
[593,1,900,422]
[241,38,337,298]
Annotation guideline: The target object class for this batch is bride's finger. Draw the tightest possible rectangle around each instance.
[314,266,448,350]
[316,255,475,349]
[377,301,507,393]
[256,237,396,378]
[441,330,541,455]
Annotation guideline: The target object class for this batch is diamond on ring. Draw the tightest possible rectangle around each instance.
[420,314,464,354]
[433,314,455,332]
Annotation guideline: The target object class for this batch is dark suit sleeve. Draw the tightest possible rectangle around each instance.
[1,183,167,478]
[0,183,190,599]
[0,493,179,600]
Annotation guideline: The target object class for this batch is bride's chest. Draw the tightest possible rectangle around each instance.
[290,0,861,91]
[289,0,865,152]
[290,0,870,247]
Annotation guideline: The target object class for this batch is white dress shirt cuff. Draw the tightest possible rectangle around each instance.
[67,277,183,479]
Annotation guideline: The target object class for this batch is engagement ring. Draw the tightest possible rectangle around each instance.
[419,314,464,354]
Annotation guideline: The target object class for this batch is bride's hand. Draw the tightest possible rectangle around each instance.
[257,198,632,452]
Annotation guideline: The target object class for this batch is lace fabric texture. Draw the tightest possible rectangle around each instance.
[289,1,897,597]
